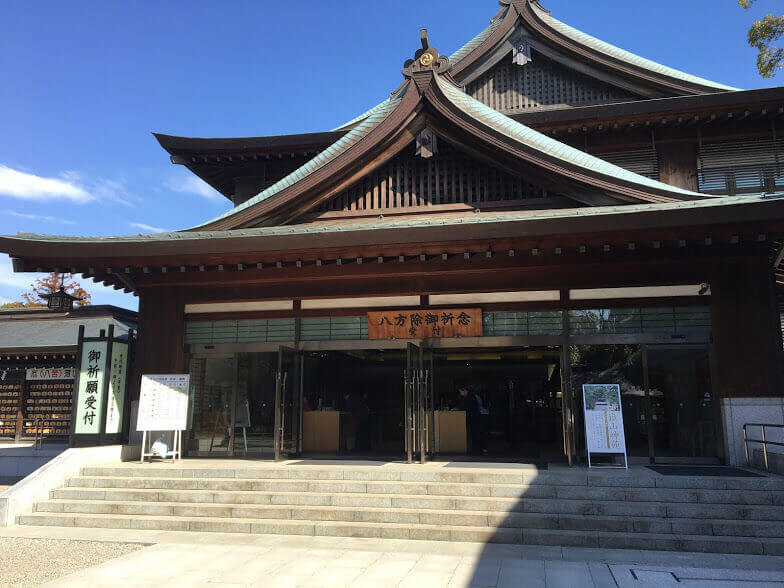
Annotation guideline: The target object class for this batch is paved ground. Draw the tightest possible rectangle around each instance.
[0,537,144,588]
[1,526,783,587]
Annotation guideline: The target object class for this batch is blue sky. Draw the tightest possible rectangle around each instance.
[0,0,781,311]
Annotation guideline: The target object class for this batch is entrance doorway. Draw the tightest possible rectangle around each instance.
[569,344,720,463]
[430,347,563,461]
[186,344,566,462]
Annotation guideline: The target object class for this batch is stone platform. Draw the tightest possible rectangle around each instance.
[14,459,784,556]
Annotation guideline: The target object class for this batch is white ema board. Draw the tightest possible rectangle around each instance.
[582,383,628,468]
[137,374,190,432]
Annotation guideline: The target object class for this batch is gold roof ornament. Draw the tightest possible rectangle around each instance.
[402,29,452,77]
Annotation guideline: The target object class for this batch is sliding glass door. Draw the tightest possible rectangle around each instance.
[570,343,719,463]
[646,346,719,461]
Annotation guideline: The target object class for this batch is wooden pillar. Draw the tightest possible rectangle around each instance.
[710,257,784,399]
[657,141,699,192]
[131,287,185,401]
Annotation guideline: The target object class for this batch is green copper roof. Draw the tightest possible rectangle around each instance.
[449,5,510,64]
[332,97,395,132]
[191,91,405,230]
[530,2,739,92]
[435,75,715,199]
[6,195,777,245]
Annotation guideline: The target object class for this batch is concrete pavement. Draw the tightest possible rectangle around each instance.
[1,525,782,587]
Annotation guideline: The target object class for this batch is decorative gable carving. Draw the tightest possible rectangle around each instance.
[511,35,533,67]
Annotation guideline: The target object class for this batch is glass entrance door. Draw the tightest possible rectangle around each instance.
[233,352,277,457]
[405,342,431,464]
[646,346,719,461]
[187,355,237,456]
[274,345,302,461]
[570,345,649,461]
[570,344,719,463]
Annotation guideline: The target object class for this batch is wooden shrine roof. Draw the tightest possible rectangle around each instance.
[511,87,784,133]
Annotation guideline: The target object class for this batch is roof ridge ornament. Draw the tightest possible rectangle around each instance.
[402,29,451,77]
[500,0,550,15]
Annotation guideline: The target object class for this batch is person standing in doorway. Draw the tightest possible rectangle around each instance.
[344,392,370,452]
[459,385,483,456]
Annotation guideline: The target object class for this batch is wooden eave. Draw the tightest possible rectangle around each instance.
[154,131,346,158]
[450,0,733,98]
[154,131,347,200]
[512,87,784,133]
[5,198,784,279]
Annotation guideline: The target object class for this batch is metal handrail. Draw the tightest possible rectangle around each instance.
[743,423,784,473]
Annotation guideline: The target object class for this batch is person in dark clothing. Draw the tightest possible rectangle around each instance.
[344,392,371,451]
[459,386,483,456]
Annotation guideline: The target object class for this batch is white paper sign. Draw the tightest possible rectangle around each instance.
[582,384,627,464]
[26,367,75,381]
[137,374,190,432]
[105,342,129,434]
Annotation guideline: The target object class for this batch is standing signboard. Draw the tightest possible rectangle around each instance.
[582,384,628,469]
[137,374,190,462]
[70,324,134,447]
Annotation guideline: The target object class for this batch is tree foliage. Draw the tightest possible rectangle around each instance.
[19,273,92,308]
[739,0,784,78]
[0,301,35,310]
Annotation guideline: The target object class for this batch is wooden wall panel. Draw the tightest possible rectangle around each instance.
[131,287,185,401]
[710,257,784,399]
[314,140,554,213]
[658,141,699,192]
[466,52,637,113]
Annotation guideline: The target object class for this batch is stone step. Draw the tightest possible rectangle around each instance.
[78,466,784,491]
[33,499,784,538]
[16,512,784,555]
[50,486,784,521]
[67,475,784,505]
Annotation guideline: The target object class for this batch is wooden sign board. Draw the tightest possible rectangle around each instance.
[367,308,482,340]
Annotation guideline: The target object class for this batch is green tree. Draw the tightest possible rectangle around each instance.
[739,0,784,78]
[0,301,35,310]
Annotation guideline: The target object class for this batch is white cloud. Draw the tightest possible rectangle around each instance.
[93,178,136,207]
[129,222,168,233]
[3,211,77,225]
[0,258,35,290]
[0,165,93,203]
[0,165,139,208]
[166,174,224,202]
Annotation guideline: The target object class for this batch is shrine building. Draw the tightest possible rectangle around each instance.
[3,0,784,466]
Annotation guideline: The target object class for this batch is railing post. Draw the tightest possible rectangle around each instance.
[743,424,749,466]
[761,425,769,473]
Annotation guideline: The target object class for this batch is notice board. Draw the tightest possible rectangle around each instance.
[582,384,628,468]
[137,374,190,432]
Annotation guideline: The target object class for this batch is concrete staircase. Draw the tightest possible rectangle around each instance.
[16,463,784,555]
